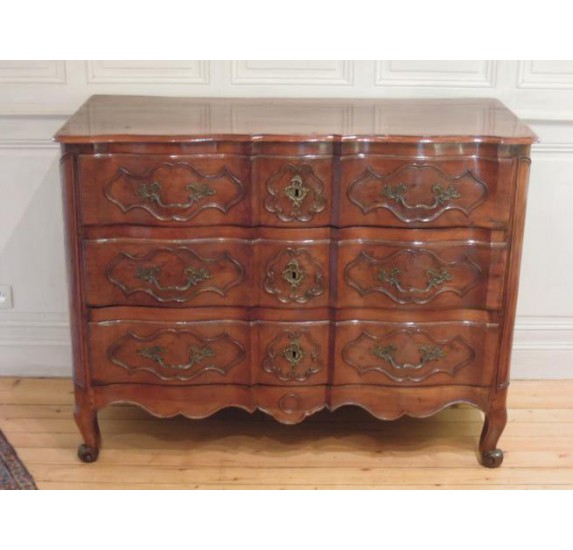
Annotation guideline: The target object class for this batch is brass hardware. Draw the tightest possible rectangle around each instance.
[284,175,309,209]
[265,164,326,222]
[264,248,325,304]
[282,258,305,289]
[136,181,215,208]
[109,328,246,382]
[382,183,407,203]
[371,344,446,370]
[432,184,461,206]
[377,266,401,288]
[263,331,322,383]
[187,183,216,203]
[376,266,453,293]
[137,344,215,371]
[382,183,461,209]
[426,268,454,289]
[281,337,305,369]
[135,264,212,292]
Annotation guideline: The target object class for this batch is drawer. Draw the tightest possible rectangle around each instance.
[84,238,252,307]
[89,319,251,385]
[334,319,499,387]
[79,154,250,226]
[337,229,507,310]
[257,235,330,309]
[339,156,516,228]
[253,156,332,226]
[84,230,331,308]
[254,321,330,385]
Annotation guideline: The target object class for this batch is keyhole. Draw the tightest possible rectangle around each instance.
[294,188,301,198]
[290,270,300,282]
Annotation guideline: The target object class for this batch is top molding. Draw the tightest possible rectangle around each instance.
[54,95,539,145]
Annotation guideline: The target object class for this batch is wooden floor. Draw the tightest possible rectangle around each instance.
[1,377,572,489]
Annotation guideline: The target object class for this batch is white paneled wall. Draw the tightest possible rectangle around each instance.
[0,60,571,378]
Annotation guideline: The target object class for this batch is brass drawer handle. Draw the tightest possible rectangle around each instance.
[137,181,215,209]
[137,344,215,371]
[376,266,453,293]
[371,344,446,370]
[284,174,309,209]
[383,183,461,210]
[135,265,212,292]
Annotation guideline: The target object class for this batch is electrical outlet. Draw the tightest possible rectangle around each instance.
[0,285,13,309]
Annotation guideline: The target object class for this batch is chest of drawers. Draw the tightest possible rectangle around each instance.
[55,95,537,467]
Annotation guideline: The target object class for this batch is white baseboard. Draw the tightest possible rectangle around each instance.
[0,342,71,377]
[0,315,72,377]
[0,315,572,379]
[511,317,573,379]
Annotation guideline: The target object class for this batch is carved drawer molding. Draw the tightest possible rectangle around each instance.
[105,247,245,303]
[108,328,247,382]
[347,163,489,223]
[263,247,326,304]
[264,163,327,222]
[104,161,245,222]
[344,248,483,305]
[262,330,324,382]
[341,328,476,383]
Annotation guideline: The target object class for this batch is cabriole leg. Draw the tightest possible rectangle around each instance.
[479,405,507,468]
[74,387,101,463]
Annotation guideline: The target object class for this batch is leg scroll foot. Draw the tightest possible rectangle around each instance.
[74,396,101,463]
[478,406,507,468]
[78,443,99,463]
[481,448,504,468]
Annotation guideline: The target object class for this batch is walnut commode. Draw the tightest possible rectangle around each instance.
[56,96,537,467]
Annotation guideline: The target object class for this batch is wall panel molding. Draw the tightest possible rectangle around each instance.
[0,61,66,84]
[375,60,497,87]
[231,60,354,86]
[86,60,210,84]
[518,60,573,89]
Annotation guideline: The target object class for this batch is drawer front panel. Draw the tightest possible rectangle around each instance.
[85,239,252,307]
[334,321,499,386]
[340,157,516,228]
[85,235,331,308]
[89,320,251,385]
[338,239,507,310]
[254,156,332,226]
[79,154,250,226]
[254,322,330,385]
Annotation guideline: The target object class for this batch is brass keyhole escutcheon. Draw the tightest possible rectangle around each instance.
[283,258,305,289]
[288,347,302,363]
[284,174,309,210]
[281,337,305,368]
[289,269,301,283]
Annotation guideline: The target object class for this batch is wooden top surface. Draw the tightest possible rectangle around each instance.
[54,95,538,144]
